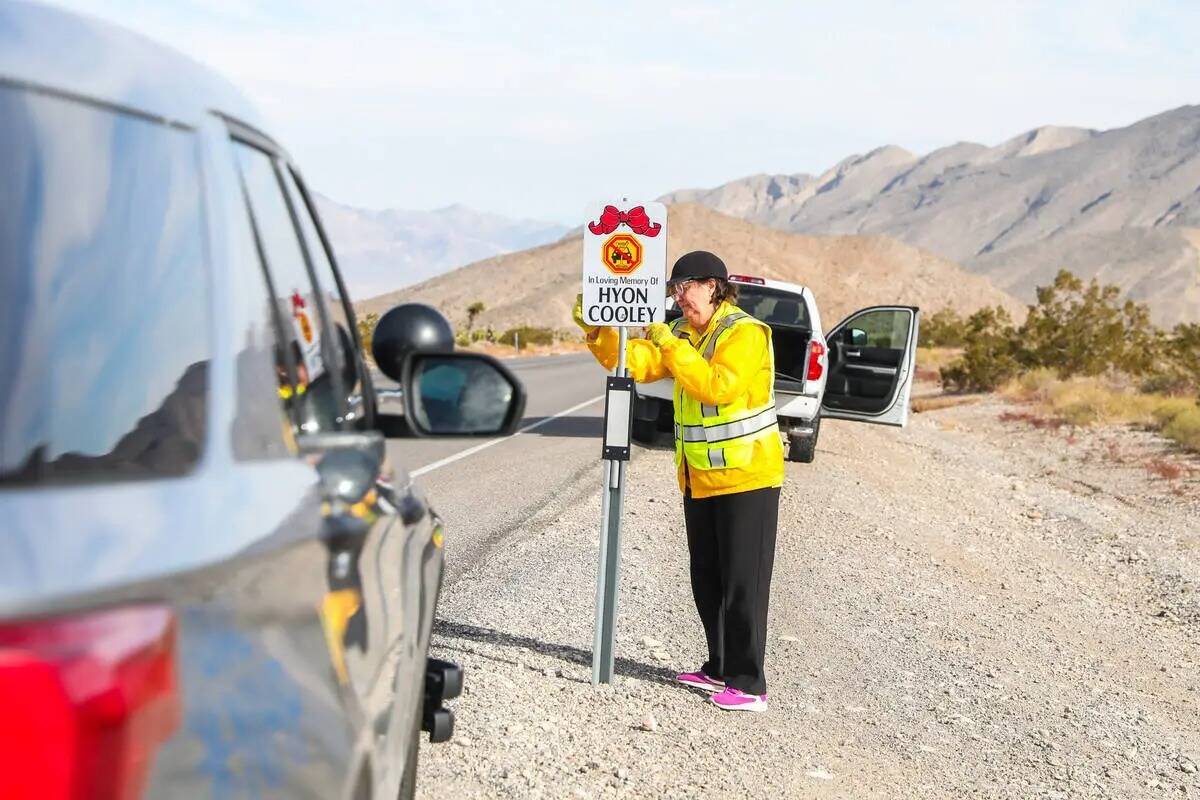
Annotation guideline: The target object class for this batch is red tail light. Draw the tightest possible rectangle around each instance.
[0,606,181,800]
[729,274,765,285]
[807,340,826,381]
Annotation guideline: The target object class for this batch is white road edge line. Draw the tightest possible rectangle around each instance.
[409,394,606,478]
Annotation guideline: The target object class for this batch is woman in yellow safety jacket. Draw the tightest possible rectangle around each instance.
[575,250,783,712]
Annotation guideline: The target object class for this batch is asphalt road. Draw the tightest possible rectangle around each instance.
[383,353,616,584]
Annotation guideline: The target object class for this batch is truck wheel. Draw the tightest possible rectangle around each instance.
[786,416,820,464]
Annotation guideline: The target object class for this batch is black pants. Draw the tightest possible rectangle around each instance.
[683,485,780,695]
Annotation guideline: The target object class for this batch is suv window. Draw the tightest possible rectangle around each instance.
[279,167,372,428]
[0,86,210,485]
[226,154,297,461]
[233,142,345,436]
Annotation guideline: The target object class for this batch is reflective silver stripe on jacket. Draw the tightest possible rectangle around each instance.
[700,312,749,361]
[709,449,726,468]
[678,406,778,444]
[699,407,778,444]
[691,312,751,418]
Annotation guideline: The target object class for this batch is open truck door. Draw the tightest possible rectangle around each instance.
[820,305,920,427]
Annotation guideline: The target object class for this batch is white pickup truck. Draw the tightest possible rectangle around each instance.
[632,274,920,462]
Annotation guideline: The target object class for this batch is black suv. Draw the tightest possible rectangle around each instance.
[0,4,523,798]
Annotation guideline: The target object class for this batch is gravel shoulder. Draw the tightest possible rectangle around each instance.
[418,388,1200,799]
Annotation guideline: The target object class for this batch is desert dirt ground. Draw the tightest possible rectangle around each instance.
[417,383,1199,799]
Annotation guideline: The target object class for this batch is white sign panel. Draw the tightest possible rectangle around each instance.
[289,291,326,381]
[581,201,667,327]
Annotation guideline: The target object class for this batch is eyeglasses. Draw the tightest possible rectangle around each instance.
[668,279,697,299]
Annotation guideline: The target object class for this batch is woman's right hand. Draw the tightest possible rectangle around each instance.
[572,293,599,337]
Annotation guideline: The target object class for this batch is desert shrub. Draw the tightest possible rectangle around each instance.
[1002,367,1058,401]
[1169,323,1200,379]
[1162,404,1200,451]
[1139,371,1194,396]
[915,347,961,371]
[940,270,1173,392]
[1141,322,1200,394]
[1001,374,1200,453]
[1018,270,1157,378]
[939,306,1022,392]
[455,327,493,346]
[920,308,967,347]
[497,325,555,347]
[1149,396,1200,427]
[1042,378,1154,426]
[356,312,379,360]
[915,347,961,381]
[968,271,1200,453]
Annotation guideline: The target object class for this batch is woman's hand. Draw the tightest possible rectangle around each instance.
[644,321,673,347]
[572,293,599,337]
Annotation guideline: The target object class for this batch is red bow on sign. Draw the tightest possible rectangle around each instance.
[588,205,662,237]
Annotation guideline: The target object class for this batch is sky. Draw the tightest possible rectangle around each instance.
[49,1,1200,225]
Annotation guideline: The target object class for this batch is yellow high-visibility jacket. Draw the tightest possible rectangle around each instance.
[587,301,785,498]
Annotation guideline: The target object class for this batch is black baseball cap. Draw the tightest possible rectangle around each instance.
[667,250,728,286]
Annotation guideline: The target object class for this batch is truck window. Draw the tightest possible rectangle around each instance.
[735,287,811,329]
[0,86,210,485]
[667,285,811,329]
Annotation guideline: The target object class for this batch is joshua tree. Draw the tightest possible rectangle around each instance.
[466,301,485,331]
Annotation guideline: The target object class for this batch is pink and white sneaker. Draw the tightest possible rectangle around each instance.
[710,686,768,712]
[675,669,725,693]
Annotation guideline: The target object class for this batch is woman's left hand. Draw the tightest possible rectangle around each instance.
[644,322,673,347]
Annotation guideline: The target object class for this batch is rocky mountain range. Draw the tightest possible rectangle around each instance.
[359,204,1023,334]
[662,106,1200,326]
[314,194,568,299]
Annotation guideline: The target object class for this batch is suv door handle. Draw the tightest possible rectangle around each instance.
[846,349,862,357]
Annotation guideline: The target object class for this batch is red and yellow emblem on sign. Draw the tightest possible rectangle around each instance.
[602,234,643,275]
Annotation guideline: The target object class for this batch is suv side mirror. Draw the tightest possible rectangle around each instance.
[368,302,526,438]
[401,352,525,437]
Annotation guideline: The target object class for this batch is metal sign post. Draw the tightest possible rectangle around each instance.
[584,199,667,686]
[592,330,630,684]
